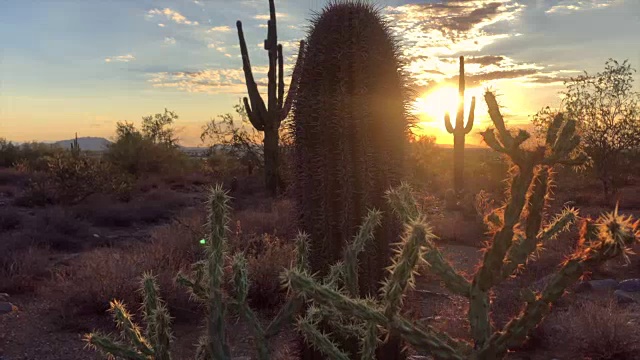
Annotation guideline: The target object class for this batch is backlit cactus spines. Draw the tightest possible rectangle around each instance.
[236,0,305,195]
[84,273,173,360]
[285,89,639,360]
[444,56,476,196]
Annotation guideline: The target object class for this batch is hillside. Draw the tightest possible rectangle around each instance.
[53,137,112,151]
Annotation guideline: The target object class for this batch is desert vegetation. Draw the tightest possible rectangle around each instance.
[2,1,640,360]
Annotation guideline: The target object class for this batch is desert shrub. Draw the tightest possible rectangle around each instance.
[242,233,296,309]
[233,198,294,238]
[546,299,640,360]
[0,246,51,294]
[51,210,205,317]
[105,120,189,176]
[27,208,92,251]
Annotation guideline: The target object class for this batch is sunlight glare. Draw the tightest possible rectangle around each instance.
[413,86,485,137]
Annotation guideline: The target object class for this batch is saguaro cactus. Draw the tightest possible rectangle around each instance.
[292,2,410,358]
[444,56,476,195]
[70,132,81,158]
[236,0,305,196]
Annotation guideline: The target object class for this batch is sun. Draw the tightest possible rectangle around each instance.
[412,85,485,137]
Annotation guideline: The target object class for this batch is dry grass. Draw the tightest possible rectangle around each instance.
[542,299,640,360]
[0,246,51,294]
[233,198,295,238]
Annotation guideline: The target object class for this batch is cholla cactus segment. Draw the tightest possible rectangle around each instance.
[540,207,579,241]
[232,253,250,305]
[344,209,383,296]
[110,300,153,356]
[596,207,640,264]
[382,218,431,318]
[152,303,173,360]
[297,310,350,360]
[294,232,311,273]
[360,322,380,360]
[204,185,231,360]
[83,332,148,360]
[140,273,160,338]
[423,246,470,297]
[386,182,420,223]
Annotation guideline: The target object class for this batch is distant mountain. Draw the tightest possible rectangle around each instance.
[53,137,112,151]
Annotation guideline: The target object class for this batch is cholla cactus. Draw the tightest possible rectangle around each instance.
[86,185,309,360]
[283,90,640,359]
[84,273,173,360]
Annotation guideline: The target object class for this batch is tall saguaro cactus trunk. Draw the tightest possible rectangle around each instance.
[292,2,410,359]
[444,56,476,196]
[237,0,305,196]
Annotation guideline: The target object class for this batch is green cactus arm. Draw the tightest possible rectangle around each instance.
[382,219,430,318]
[83,333,148,360]
[359,322,379,360]
[545,113,565,147]
[323,261,346,289]
[236,20,267,131]
[109,300,153,356]
[152,303,173,360]
[264,296,304,339]
[480,129,508,155]
[389,316,467,360]
[385,182,420,223]
[344,209,382,296]
[285,269,462,358]
[175,272,208,302]
[294,232,311,273]
[444,113,454,133]
[500,167,550,279]
[231,253,269,359]
[297,313,351,360]
[465,96,476,134]
[423,245,471,297]
[539,207,579,241]
[140,272,160,340]
[279,40,305,120]
[484,91,515,151]
[205,185,232,360]
[277,43,285,113]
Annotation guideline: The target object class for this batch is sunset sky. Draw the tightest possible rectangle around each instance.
[1,0,639,146]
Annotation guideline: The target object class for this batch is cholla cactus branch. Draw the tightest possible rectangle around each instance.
[382,219,431,318]
[360,322,380,360]
[84,333,148,360]
[344,209,383,296]
[110,300,153,356]
[140,273,160,339]
[423,246,471,297]
[298,312,351,360]
[386,182,420,223]
[152,303,173,360]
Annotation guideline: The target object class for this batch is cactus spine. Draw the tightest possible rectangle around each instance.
[85,185,308,360]
[284,90,639,359]
[444,56,475,196]
[236,0,305,196]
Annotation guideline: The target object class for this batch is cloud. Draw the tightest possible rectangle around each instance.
[147,8,199,25]
[465,55,505,67]
[164,37,177,45]
[254,13,287,20]
[105,54,135,63]
[148,67,266,94]
[545,0,616,14]
[208,25,231,32]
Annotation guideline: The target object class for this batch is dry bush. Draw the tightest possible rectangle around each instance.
[0,246,51,294]
[49,210,205,318]
[232,198,294,238]
[543,299,640,360]
[0,167,26,186]
[242,234,296,309]
[27,207,92,251]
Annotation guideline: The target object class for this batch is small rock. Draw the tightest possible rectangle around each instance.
[0,302,17,315]
[575,279,618,293]
[614,289,640,304]
[0,293,8,302]
[618,278,640,292]
[93,233,100,238]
